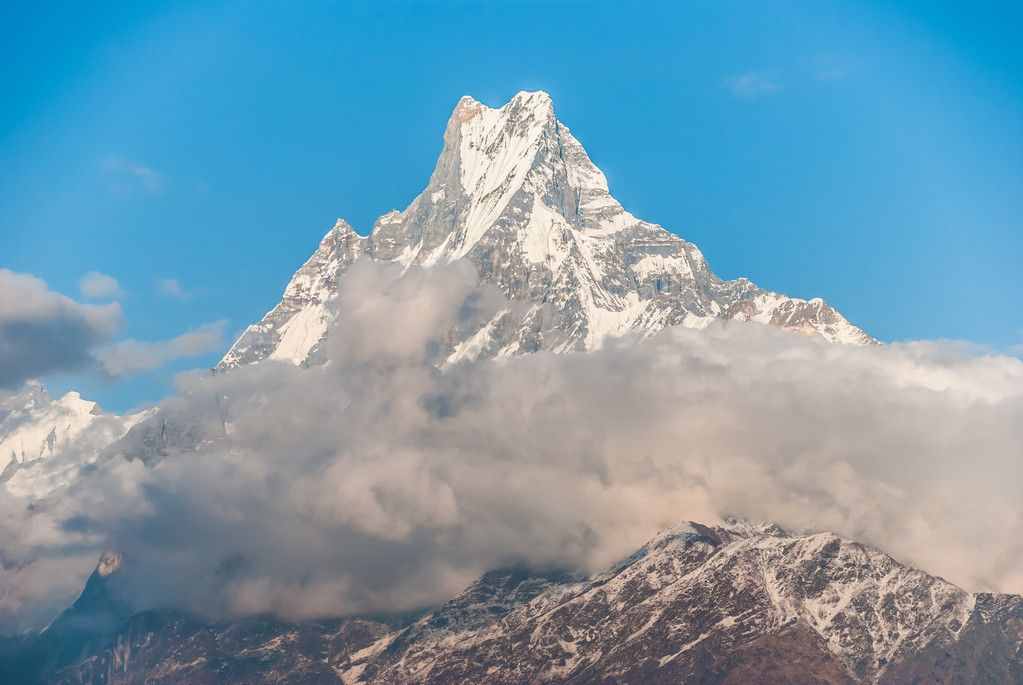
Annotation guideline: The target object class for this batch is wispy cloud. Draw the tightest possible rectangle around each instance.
[725,71,781,100]
[95,320,227,377]
[79,271,123,300]
[811,54,854,83]
[102,156,164,194]
[157,277,189,300]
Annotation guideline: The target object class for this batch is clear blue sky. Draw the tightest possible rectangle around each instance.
[2,1,1021,412]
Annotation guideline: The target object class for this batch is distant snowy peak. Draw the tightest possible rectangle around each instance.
[219,90,873,370]
[0,384,152,499]
[0,385,100,474]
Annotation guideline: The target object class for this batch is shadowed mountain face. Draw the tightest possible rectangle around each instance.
[1,553,132,684]
[219,91,872,371]
[17,522,1022,685]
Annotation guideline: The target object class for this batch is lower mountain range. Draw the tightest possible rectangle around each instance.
[6,521,1022,684]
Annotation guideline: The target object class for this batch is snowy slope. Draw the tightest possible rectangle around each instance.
[0,384,152,499]
[0,383,101,474]
[330,521,1015,684]
[220,219,365,368]
[44,520,1023,684]
[220,91,872,370]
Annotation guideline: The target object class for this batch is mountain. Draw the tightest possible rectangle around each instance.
[5,90,871,503]
[1,552,133,684]
[0,383,100,476]
[220,91,872,370]
[0,383,151,500]
[37,521,1023,684]
[13,93,1003,684]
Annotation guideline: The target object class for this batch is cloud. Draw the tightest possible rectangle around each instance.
[2,262,1022,631]
[0,269,121,389]
[0,269,217,390]
[79,271,123,300]
[156,277,188,300]
[1009,331,1023,358]
[811,54,854,82]
[0,411,141,631]
[102,156,164,194]
[95,321,227,377]
[725,71,781,99]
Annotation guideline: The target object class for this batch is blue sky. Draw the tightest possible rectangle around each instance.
[2,1,1021,412]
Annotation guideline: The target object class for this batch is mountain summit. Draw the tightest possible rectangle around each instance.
[220,91,872,369]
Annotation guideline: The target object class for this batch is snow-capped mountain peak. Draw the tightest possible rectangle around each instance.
[0,386,101,474]
[219,91,874,370]
[0,384,152,499]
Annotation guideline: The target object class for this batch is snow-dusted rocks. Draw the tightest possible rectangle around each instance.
[220,219,365,368]
[219,90,872,371]
[335,521,1009,684]
[42,521,1023,684]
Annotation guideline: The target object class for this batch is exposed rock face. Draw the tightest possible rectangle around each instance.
[34,522,1023,684]
[220,91,872,371]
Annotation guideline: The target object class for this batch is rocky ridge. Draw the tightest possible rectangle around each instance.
[34,521,1023,684]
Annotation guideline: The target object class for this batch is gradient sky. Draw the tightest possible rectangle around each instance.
[2,1,1021,412]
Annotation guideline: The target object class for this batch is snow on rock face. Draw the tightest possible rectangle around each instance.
[0,383,153,499]
[0,385,100,474]
[50,520,1023,684]
[219,219,365,368]
[326,521,1017,684]
[218,90,874,371]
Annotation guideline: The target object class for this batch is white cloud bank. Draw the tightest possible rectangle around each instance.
[2,262,1021,631]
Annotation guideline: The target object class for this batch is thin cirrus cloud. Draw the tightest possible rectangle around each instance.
[102,155,164,194]
[157,277,189,300]
[79,271,123,300]
[726,59,852,99]
[725,71,782,99]
[811,54,854,82]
